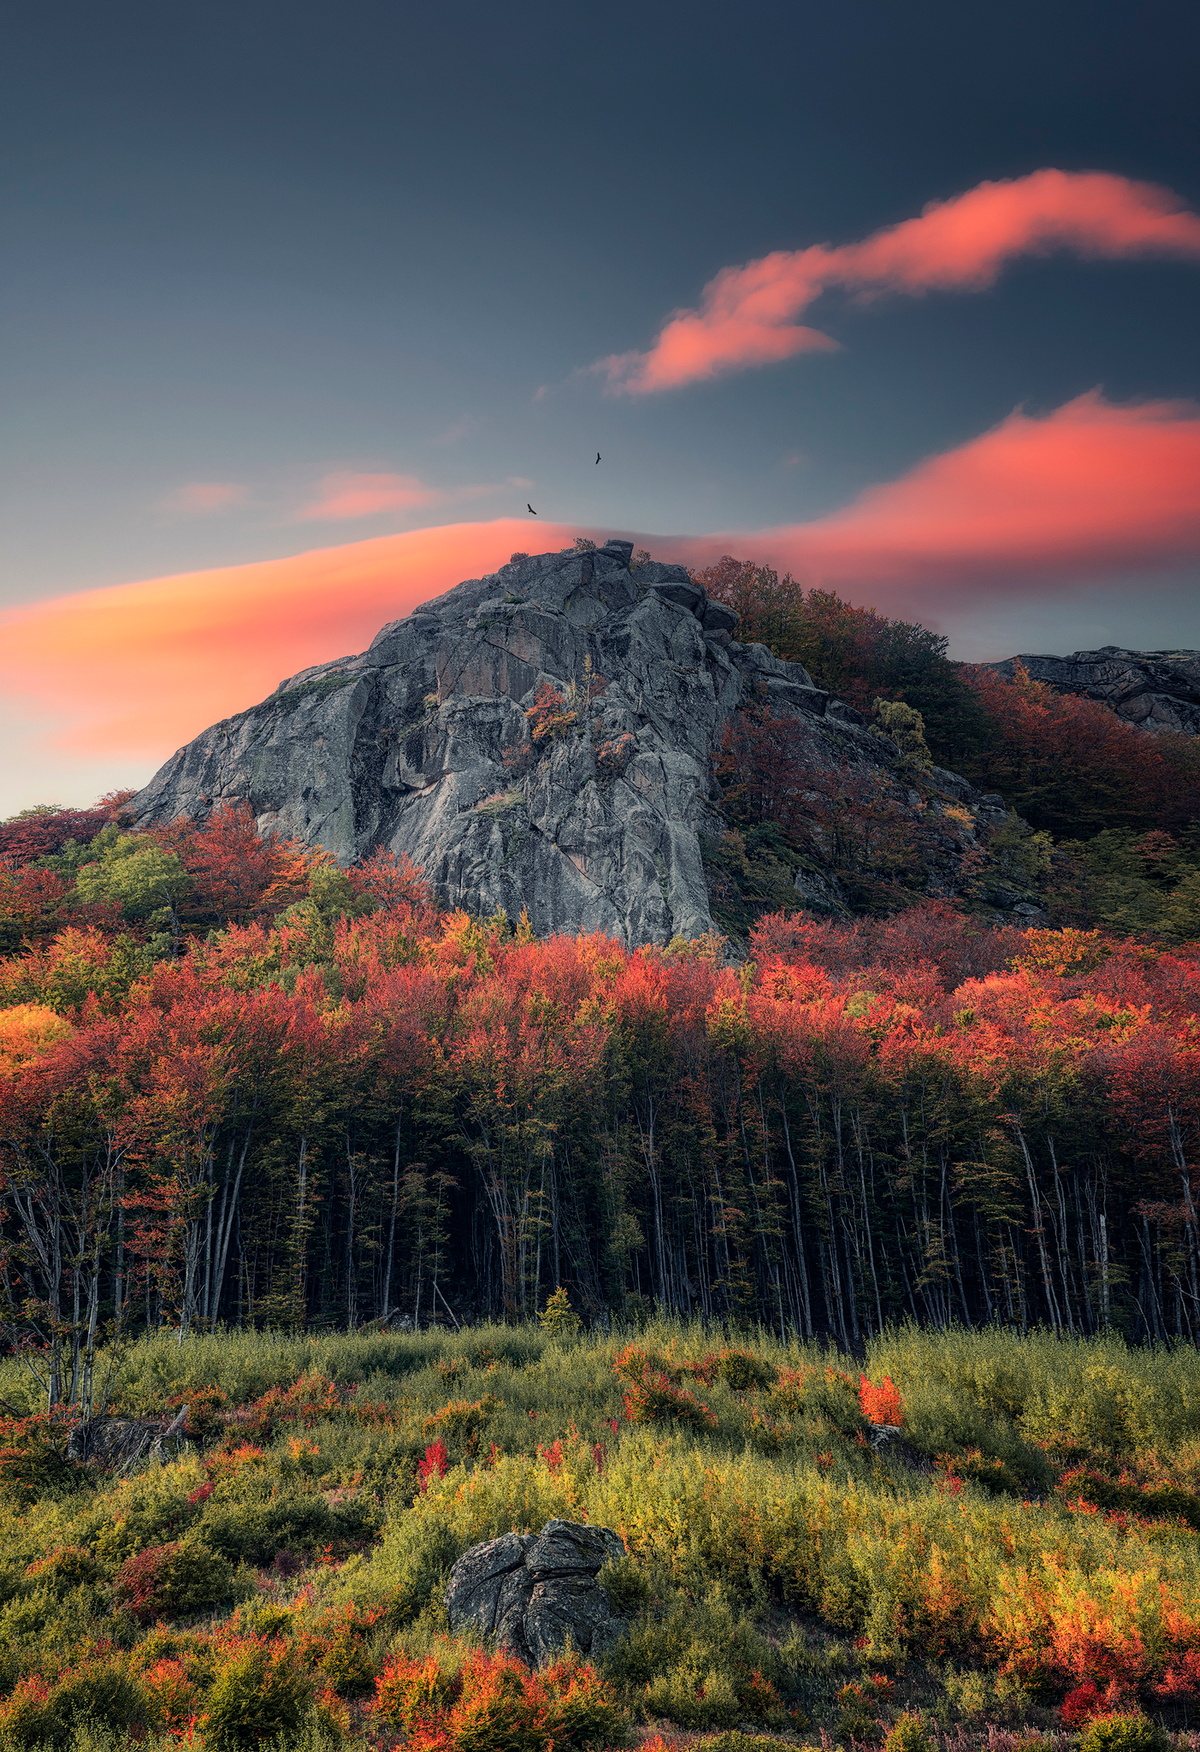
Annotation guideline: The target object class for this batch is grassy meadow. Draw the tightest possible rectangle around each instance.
[1,1319,1200,1751]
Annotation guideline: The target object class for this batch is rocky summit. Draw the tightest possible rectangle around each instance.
[133,540,1002,944]
[987,647,1200,735]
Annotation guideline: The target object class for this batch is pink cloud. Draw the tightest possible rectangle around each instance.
[3,393,1199,767]
[749,391,1200,591]
[600,170,1200,393]
[300,472,441,520]
[160,481,249,514]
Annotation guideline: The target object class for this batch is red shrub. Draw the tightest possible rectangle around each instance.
[859,1374,904,1427]
[418,1438,449,1491]
[375,1648,625,1752]
[375,1651,461,1730]
[613,1346,716,1429]
[113,1540,234,1623]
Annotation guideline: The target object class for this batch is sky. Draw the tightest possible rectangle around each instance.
[2,0,1199,813]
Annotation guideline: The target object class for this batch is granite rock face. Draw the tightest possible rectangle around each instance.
[445,1519,627,1665]
[133,540,996,943]
[987,648,1200,736]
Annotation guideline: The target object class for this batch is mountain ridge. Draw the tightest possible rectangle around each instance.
[984,645,1200,735]
[133,540,1013,944]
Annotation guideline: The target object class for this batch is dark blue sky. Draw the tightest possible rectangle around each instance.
[3,0,1198,618]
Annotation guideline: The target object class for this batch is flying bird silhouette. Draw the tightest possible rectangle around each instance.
[527,503,537,515]
[596,452,601,464]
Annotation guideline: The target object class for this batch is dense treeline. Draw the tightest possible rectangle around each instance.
[2,855,1200,1397]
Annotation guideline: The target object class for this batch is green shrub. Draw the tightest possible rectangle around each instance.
[23,1544,102,1595]
[644,1660,742,1729]
[605,1599,789,1729]
[712,1350,779,1392]
[0,1662,144,1750]
[597,1556,652,1617]
[199,1493,381,1565]
[201,1641,315,1749]
[323,1505,463,1624]
[695,1737,805,1752]
[91,1485,197,1566]
[1077,1716,1171,1752]
[113,1537,236,1622]
[883,1712,935,1752]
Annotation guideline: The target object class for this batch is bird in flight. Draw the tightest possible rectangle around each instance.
[527,503,537,515]
[596,452,601,464]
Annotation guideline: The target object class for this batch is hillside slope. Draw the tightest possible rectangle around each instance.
[988,646,1200,735]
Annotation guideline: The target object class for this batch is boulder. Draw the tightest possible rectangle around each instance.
[445,1517,626,1665]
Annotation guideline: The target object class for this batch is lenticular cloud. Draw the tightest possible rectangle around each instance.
[599,170,1200,393]
[754,391,1200,588]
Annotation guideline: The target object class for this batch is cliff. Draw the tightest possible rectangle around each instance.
[133,540,1007,943]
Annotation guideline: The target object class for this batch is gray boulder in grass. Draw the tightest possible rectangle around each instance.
[445,1518,627,1665]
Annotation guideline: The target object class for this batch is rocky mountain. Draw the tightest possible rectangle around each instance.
[987,647,1200,735]
[132,540,1013,945]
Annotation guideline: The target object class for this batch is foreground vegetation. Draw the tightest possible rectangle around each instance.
[2,1321,1200,1749]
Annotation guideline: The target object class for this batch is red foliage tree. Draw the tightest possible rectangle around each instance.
[960,663,1200,836]
[0,808,110,866]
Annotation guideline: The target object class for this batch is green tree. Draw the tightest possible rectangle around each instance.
[873,699,933,772]
[73,834,192,949]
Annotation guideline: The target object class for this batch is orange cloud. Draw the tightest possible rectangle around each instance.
[600,170,1200,392]
[160,481,249,514]
[0,520,579,758]
[4,394,1199,773]
[300,472,441,519]
[720,391,1200,593]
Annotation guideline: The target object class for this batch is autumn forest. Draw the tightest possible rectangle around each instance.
[3,579,1200,1752]
[2,562,1200,1397]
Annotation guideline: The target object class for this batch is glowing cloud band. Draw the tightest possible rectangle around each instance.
[598,170,1200,393]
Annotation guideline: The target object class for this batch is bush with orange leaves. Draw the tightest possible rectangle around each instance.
[0,1002,73,1074]
[858,1375,905,1427]
[984,1562,1200,1714]
[374,1647,626,1752]
[0,1413,76,1501]
[229,1370,346,1440]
